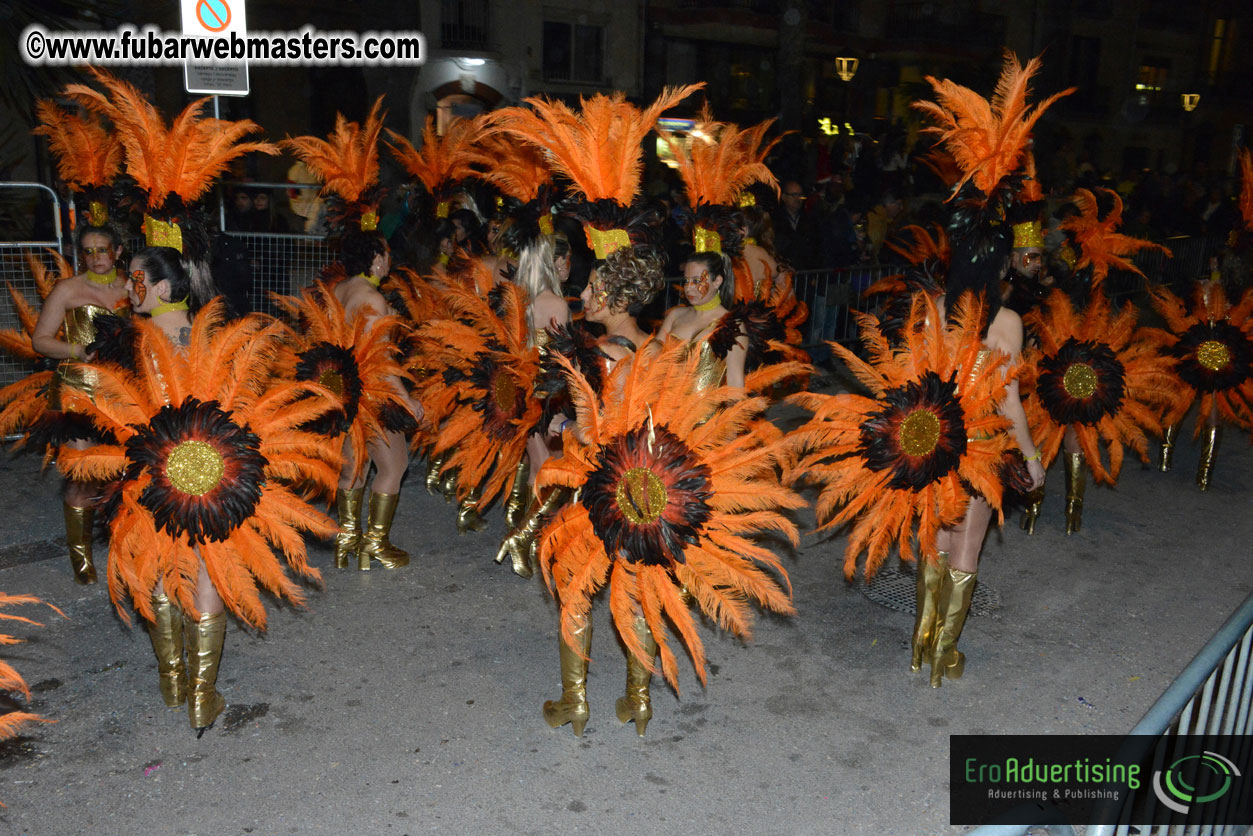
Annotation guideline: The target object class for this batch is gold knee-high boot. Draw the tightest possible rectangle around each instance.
[63,502,96,585]
[503,458,530,533]
[439,468,459,503]
[425,452,447,496]
[910,552,947,672]
[1019,484,1044,535]
[184,611,226,735]
[929,567,977,688]
[456,486,487,534]
[494,487,569,578]
[333,488,364,569]
[1064,453,1086,535]
[149,593,186,707]
[358,492,410,570]
[543,613,592,736]
[1197,426,1222,491]
[1159,423,1179,472]
[616,616,659,737]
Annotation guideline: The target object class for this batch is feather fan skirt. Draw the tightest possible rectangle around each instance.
[56,302,340,629]
[535,340,802,691]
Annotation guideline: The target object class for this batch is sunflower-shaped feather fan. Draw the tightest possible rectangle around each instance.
[415,281,541,509]
[536,339,802,689]
[1061,188,1170,288]
[387,114,485,220]
[283,98,387,231]
[1145,282,1253,436]
[271,280,416,486]
[1021,289,1176,482]
[57,302,340,629]
[788,292,1014,579]
[913,51,1073,200]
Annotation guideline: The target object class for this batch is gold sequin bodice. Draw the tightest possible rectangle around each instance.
[692,339,727,392]
[49,304,113,409]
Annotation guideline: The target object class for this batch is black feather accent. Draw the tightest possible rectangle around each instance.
[1165,321,1253,394]
[858,371,968,492]
[1036,338,1126,426]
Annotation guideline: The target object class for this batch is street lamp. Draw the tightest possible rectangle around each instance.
[1181,92,1200,112]
[835,56,859,82]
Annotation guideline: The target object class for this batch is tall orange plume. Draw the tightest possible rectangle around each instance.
[32,100,123,191]
[283,97,387,203]
[488,84,704,206]
[64,68,276,208]
[1062,188,1170,286]
[464,131,552,203]
[913,51,1073,197]
[658,105,782,207]
[386,115,485,196]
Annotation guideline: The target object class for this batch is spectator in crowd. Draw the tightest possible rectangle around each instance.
[225,187,254,231]
[818,172,861,270]
[771,180,822,271]
[866,189,905,264]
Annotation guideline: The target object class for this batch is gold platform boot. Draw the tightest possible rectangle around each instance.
[184,611,226,736]
[1159,423,1178,472]
[439,468,459,503]
[425,452,447,496]
[1196,425,1222,491]
[357,492,410,570]
[503,459,530,533]
[910,552,947,672]
[494,487,568,579]
[616,616,659,737]
[929,566,977,688]
[1019,485,1044,535]
[1063,452,1086,535]
[63,502,96,585]
[333,488,364,569]
[456,486,487,534]
[543,614,592,737]
[149,593,186,707]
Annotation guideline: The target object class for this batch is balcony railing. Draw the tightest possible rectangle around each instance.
[440,0,491,51]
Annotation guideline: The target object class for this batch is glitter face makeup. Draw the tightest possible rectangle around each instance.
[129,269,148,305]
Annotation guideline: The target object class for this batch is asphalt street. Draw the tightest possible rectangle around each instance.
[0,397,1248,835]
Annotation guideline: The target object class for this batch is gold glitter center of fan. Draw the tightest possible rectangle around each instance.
[165,440,225,496]
[616,467,668,525]
[1197,340,1231,372]
[899,409,941,457]
[1062,363,1098,399]
[493,372,517,412]
[318,368,345,396]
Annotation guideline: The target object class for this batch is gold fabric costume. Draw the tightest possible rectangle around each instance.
[675,336,727,392]
[48,304,113,409]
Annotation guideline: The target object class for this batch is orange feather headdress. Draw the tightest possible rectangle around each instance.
[64,68,276,252]
[32,99,123,227]
[283,98,387,233]
[913,51,1073,201]
[488,84,703,258]
[1061,188,1170,287]
[465,131,557,245]
[536,338,801,690]
[387,115,485,220]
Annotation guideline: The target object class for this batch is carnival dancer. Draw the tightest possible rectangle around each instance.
[284,99,423,570]
[26,96,127,584]
[1146,150,1253,488]
[1020,187,1174,532]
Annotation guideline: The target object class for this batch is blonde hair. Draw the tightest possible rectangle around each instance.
[515,235,562,300]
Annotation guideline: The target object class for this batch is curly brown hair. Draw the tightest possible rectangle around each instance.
[594,247,665,316]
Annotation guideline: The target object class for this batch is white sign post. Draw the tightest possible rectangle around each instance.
[180,0,249,96]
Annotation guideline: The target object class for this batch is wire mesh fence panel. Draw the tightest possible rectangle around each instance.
[221,232,334,316]
[0,184,65,392]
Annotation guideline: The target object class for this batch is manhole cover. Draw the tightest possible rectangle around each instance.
[856,563,999,617]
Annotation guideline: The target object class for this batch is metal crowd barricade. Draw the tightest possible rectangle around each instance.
[968,592,1253,836]
[0,183,65,392]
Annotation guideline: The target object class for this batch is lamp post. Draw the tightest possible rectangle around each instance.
[1181,93,1200,112]
[835,56,859,82]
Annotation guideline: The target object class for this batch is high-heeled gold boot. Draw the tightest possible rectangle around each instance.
[1196,425,1222,491]
[63,502,96,585]
[149,593,186,707]
[495,487,568,578]
[439,468,459,503]
[929,566,976,688]
[543,613,592,736]
[425,452,447,496]
[503,459,530,533]
[1159,423,1178,472]
[333,487,364,569]
[1019,485,1044,535]
[910,552,947,672]
[184,611,226,735]
[357,492,410,570]
[1063,452,1086,535]
[456,486,487,534]
[616,616,659,736]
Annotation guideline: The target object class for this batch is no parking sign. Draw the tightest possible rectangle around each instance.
[180,0,249,95]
